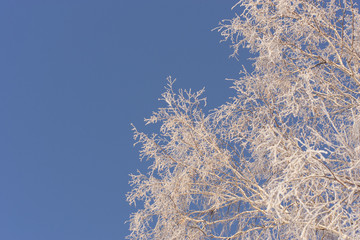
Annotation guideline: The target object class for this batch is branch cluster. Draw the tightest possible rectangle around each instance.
[128,1,360,239]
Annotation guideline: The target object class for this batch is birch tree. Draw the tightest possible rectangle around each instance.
[127,0,360,239]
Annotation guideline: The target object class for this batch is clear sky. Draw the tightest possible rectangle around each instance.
[0,1,251,239]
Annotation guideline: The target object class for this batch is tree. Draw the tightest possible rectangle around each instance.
[127,0,360,239]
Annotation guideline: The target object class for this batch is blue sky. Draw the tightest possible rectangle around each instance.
[0,1,250,239]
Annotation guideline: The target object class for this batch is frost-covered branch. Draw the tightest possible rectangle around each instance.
[128,1,360,239]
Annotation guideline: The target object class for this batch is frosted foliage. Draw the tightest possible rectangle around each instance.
[127,0,360,239]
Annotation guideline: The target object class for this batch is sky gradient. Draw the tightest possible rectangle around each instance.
[0,1,251,239]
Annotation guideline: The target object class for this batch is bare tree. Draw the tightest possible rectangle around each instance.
[127,0,360,239]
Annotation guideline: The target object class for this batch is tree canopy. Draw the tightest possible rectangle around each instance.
[127,0,360,239]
